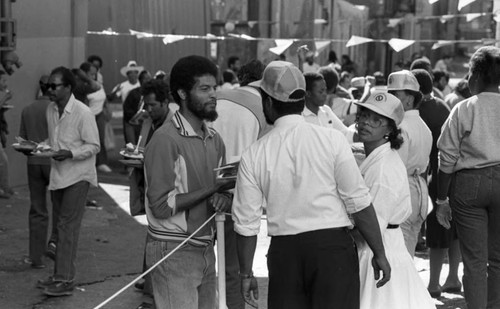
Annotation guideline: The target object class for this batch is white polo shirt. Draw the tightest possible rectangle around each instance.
[398,110,432,175]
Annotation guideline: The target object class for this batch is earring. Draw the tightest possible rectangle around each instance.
[383,134,390,140]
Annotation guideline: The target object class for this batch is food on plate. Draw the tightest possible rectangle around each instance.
[32,143,53,154]
[215,162,240,180]
[13,136,38,151]
[120,142,144,159]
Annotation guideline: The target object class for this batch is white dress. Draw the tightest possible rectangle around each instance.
[357,143,435,309]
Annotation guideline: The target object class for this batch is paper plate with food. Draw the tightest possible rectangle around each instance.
[214,162,240,180]
[31,143,57,157]
[12,137,38,152]
[119,142,144,160]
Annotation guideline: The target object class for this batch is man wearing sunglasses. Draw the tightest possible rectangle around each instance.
[36,66,100,297]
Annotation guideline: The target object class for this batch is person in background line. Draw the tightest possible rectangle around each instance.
[432,70,451,99]
[80,62,111,173]
[36,66,100,297]
[338,71,354,99]
[211,59,268,309]
[444,78,471,110]
[387,70,432,257]
[144,55,234,309]
[327,50,342,72]
[341,54,357,75]
[226,55,241,84]
[122,70,152,145]
[411,68,461,298]
[130,79,172,309]
[220,71,237,90]
[233,61,390,309]
[302,71,350,136]
[87,55,104,85]
[0,69,13,198]
[434,54,453,75]
[353,91,436,309]
[18,75,55,269]
[436,46,500,309]
[108,61,144,144]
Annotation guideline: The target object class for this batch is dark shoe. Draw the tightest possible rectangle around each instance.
[46,242,56,260]
[136,302,154,309]
[428,288,441,298]
[86,199,102,210]
[24,257,46,269]
[134,280,145,291]
[37,276,55,289]
[43,281,75,297]
[415,242,427,252]
[442,285,462,294]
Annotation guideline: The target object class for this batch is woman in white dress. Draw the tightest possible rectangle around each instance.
[353,91,435,309]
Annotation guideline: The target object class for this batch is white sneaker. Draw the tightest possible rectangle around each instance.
[97,164,112,173]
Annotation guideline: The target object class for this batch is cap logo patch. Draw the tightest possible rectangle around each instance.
[375,94,385,102]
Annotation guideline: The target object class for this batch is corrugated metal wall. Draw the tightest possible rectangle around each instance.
[87,0,210,92]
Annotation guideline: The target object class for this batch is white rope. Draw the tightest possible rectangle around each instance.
[93,212,218,309]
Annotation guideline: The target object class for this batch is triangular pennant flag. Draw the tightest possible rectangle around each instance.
[130,29,153,39]
[269,39,294,55]
[346,35,373,47]
[240,34,256,40]
[314,19,328,24]
[466,13,482,22]
[102,28,119,35]
[388,38,415,52]
[495,14,500,23]
[315,40,331,52]
[248,21,257,28]
[440,15,454,23]
[162,35,184,45]
[428,0,440,4]
[431,40,454,50]
[388,18,402,28]
[458,0,477,11]
[206,33,217,39]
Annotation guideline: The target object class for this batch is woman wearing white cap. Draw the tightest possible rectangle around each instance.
[354,91,436,309]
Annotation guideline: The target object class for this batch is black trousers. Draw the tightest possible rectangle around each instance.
[267,228,359,309]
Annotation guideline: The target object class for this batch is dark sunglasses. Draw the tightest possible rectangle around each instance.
[42,83,65,90]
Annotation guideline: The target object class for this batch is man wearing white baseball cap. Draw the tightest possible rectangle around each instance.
[387,70,432,257]
[233,61,390,309]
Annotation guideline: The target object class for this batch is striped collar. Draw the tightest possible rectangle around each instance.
[171,111,216,138]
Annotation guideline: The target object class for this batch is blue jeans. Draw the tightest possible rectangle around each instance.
[27,164,56,264]
[0,143,9,192]
[224,216,245,309]
[50,181,89,281]
[451,166,500,309]
[146,239,216,309]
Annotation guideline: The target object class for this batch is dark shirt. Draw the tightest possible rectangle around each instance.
[123,88,142,123]
[19,97,51,165]
[418,96,450,195]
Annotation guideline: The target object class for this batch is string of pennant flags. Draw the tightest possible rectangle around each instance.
[87,28,500,54]
[86,0,496,55]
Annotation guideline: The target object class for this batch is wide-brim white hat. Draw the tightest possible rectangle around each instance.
[120,60,144,77]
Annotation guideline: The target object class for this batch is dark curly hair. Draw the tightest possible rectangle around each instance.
[386,119,404,150]
[170,55,218,103]
[141,79,170,103]
[469,46,500,87]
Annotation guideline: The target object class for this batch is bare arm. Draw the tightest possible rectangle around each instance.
[352,205,391,288]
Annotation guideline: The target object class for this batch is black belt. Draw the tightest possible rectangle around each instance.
[387,224,399,229]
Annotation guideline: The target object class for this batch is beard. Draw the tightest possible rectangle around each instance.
[186,95,218,122]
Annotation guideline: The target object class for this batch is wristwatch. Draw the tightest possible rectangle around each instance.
[239,271,254,279]
[436,198,449,205]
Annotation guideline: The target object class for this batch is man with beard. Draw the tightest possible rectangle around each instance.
[143,55,234,309]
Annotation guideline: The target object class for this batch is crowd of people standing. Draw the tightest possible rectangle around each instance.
[2,43,500,309]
